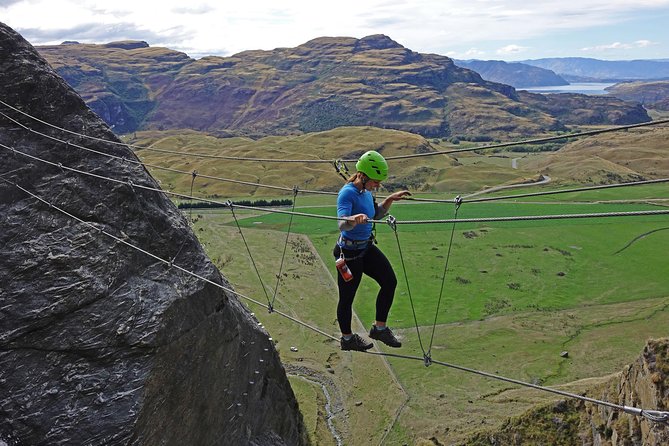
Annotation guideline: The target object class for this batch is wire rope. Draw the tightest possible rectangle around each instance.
[3,142,669,225]
[228,201,274,308]
[0,110,337,197]
[2,98,668,163]
[270,186,299,311]
[426,197,461,362]
[3,175,667,426]
[387,215,428,358]
[3,106,668,205]
[362,350,669,424]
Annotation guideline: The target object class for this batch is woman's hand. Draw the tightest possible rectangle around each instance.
[348,213,369,227]
[387,190,412,202]
[381,190,412,211]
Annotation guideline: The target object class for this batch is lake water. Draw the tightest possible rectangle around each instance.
[519,82,616,95]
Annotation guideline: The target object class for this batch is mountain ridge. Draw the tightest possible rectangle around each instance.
[35,35,650,137]
[520,57,669,81]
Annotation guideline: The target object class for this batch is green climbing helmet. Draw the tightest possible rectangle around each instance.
[355,150,388,181]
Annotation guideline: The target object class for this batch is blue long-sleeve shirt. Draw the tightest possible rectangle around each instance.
[337,182,375,241]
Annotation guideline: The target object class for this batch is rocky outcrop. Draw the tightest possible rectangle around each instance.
[582,338,669,446]
[0,22,307,446]
[465,338,669,445]
[606,81,669,111]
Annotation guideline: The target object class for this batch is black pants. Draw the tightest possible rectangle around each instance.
[333,244,398,334]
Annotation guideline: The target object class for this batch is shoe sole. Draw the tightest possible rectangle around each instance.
[369,334,402,348]
[341,345,373,351]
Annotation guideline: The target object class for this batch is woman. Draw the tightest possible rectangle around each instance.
[334,150,411,351]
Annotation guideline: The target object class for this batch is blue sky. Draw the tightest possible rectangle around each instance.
[2,0,668,60]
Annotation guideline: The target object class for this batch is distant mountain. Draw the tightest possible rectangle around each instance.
[36,37,651,137]
[520,57,669,81]
[454,59,568,88]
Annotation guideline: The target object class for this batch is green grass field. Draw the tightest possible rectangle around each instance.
[229,197,669,324]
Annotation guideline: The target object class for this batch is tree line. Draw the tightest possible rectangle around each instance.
[178,199,293,209]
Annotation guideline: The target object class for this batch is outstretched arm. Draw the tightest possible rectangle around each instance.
[376,190,412,218]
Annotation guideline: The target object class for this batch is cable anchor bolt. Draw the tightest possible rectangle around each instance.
[640,409,669,424]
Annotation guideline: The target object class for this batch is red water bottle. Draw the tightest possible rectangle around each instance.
[336,256,354,282]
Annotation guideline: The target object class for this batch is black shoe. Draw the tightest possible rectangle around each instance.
[340,334,373,351]
[369,325,402,348]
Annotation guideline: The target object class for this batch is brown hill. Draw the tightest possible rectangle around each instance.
[524,125,669,183]
[37,35,650,138]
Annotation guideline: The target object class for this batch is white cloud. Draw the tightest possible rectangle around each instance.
[2,0,669,59]
[635,39,657,47]
[496,44,529,55]
[581,39,660,52]
[445,47,488,59]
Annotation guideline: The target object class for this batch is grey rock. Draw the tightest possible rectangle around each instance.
[0,22,307,446]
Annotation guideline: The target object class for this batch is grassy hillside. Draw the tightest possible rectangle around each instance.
[129,124,669,202]
[38,41,192,133]
[525,125,669,181]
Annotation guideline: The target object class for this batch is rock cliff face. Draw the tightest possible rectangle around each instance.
[466,338,669,446]
[582,338,669,446]
[605,81,669,111]
[0,22,307,446]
